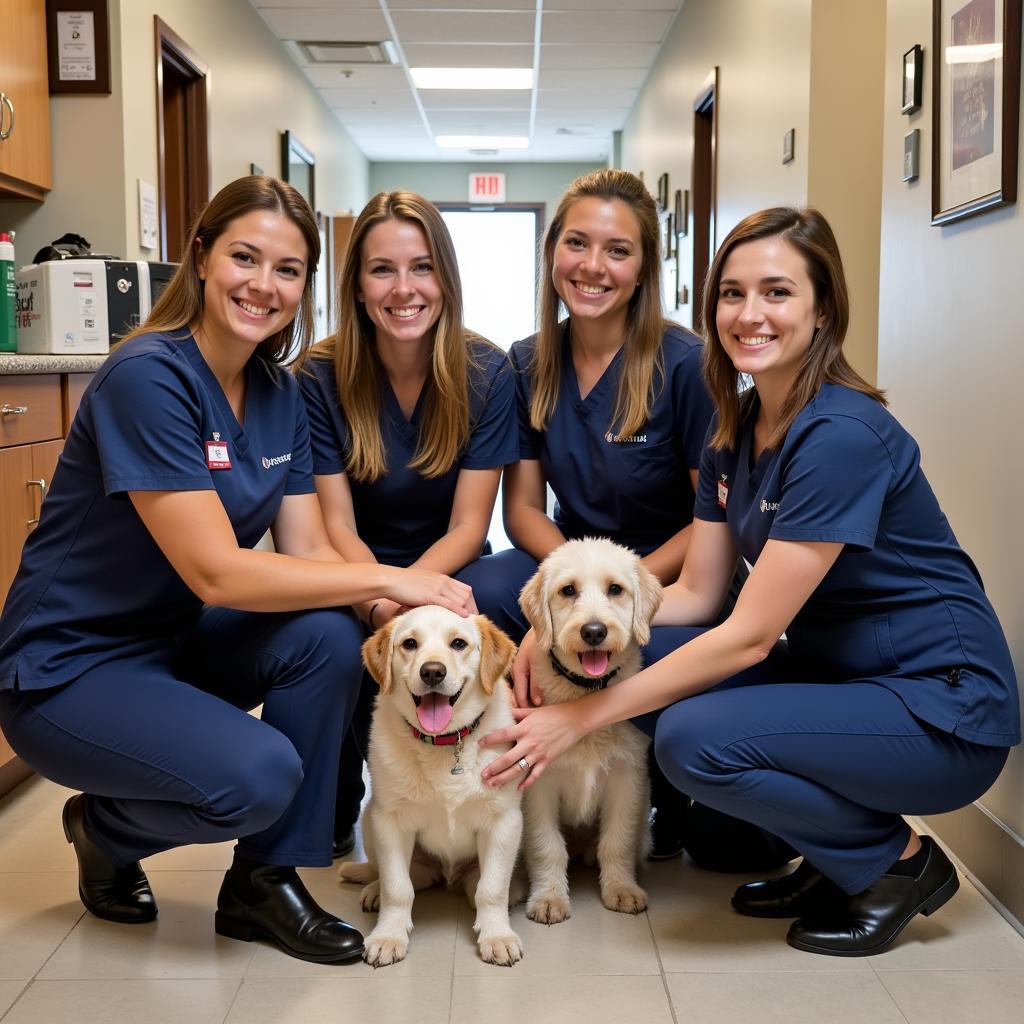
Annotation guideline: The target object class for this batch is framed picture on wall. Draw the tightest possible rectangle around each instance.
[281,131,316,211]
[902,44,924,113]
[674,188,689,238]
[932,0,1021,225]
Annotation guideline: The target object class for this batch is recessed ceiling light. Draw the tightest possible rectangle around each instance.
[411,68,533,90]
[435,135,529,149]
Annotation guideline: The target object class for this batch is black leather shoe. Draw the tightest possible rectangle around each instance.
[62,794,157,924]
[215,856,364,964]
[332,828,356,860]
[649,805,686,861]
[787,836,959,957]
[732,858,845,918]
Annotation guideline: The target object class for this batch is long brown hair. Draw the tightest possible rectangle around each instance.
[531,169,670,438]
[702,207,885,450]
[123,175,320,364]
[301,191,475,483]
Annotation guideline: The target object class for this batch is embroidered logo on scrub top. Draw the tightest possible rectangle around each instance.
[261,452,292,469]
[760,499,780,513]
[205,432,231,470]
[717,474,729,508]
[604,431,648,443]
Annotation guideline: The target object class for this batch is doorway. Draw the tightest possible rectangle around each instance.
[691,68,718,329]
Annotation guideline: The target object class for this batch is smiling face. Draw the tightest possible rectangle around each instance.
[196,209,308,353]
[551,197,642,331]
[714,235,824,391]
[357,218,444,351]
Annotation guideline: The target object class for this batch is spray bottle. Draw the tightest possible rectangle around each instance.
[0,231,16,353]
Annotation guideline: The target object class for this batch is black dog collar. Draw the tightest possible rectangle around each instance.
[548,650,621,691]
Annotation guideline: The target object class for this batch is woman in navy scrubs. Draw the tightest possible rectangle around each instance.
[491,168,786,866]
[295,191,517,853]
[482,207,1019,956]
[0,176,473,965]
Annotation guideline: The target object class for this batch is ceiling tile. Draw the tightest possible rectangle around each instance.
[336,108,424,125]
[538,67,648,90]
[540,43,660,68]
[388,0,535,8]
[258,7,390,40]
[402,43,535,68]
[543,0,678,9]
[255,0,380,9]
[420,89,531,111]
[390,11,535,44]
[302,65,409,88]
[542,11,674,44]
[427,112,531,131]
[321,88,419,109]
[538,87,638,109]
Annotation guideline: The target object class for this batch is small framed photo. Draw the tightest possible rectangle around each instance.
[902,44,924,113]
[656,172,669,211]
[903,129,921,181]
[673,188,689,238]
[662,213,674,259]
[250,163,264,176]
[782,128,795,164]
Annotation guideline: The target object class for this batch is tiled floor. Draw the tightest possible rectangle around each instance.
[2,776,1024,1023]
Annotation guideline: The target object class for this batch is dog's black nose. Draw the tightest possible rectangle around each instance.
[419,661,447,687]
[580,622,608,647]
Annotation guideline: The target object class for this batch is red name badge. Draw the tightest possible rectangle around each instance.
[717,476,729,509]
[206,436,231,470]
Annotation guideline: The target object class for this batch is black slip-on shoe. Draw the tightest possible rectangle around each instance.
[732,858,845,918]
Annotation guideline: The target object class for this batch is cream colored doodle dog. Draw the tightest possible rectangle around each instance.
[519,537,663,924]
[338,607,523,967]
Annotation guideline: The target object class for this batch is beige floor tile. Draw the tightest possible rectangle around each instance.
[452,973,674,1024]
[1,979,239,1024]
[0,980,29,1016]
[644,861,869,972]
[878,969,1024,1023]
[867,879,1024,971]
[666,971,906,1024]
[453,869,660,976]
[0,873,84,980]
[245,867,458,978]
[226,976,451,1024]
[37,871,254,980]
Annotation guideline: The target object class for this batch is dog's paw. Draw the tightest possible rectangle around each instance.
[479,930,523,967]
[359,879,381,913]
[526,894,571,924]
[601,882,648,915]
[363,931,409,968]
[338,860,376,886]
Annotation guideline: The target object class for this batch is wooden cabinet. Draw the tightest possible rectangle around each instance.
[0,0,53,200]
[0,371,83,793]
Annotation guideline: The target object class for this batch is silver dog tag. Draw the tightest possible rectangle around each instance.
[451,734,465,775]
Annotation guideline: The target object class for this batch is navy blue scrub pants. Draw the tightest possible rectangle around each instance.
[639,627,1010,893]
[0,606,364,868]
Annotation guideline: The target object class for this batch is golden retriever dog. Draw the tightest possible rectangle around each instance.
[519,537,663,924]
[337,606,524,968]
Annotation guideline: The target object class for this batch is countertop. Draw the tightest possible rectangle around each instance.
[0,353,108,375]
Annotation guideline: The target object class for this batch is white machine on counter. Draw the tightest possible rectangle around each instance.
[14,259,177,355]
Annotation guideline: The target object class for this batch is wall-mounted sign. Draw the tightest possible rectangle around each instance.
[468,172,506,203]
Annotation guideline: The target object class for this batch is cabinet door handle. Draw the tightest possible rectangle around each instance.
[2,403,30,415]
[27,478,47,526]
[0,93,11,141]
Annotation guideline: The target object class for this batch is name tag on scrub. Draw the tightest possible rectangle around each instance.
[206,434,231,470]
[717,476,729,509]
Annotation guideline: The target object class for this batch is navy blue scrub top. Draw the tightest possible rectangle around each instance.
[0,330,316,693]
[298,338,518,568]
[694,383,1020,747]
[509,324,715,556]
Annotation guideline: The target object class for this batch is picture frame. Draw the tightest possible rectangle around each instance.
[903,129,921,181]
[45,0,112,95]
[250,163,264,176]
[663,212,674,260]
[674,188,689,238]
[782,128,795,164]
[656,172,669,212]
[281,130,316,211]
[932,0,1021,225]
[902,44,924,113]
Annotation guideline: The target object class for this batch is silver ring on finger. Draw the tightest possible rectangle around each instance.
[517,756,530,772]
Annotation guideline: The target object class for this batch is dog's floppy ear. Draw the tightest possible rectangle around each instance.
[361,619,398,694]
[519,566,553,649]
[630,560,664,646]
[475,615,517,695]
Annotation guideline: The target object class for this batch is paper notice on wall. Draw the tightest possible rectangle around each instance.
[138,180,158,250]
[56,11,97,82]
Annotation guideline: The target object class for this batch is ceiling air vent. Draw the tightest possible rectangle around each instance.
[296,40,398,65]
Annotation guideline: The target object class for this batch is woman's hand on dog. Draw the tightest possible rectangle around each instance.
[380,567,476,618]
[511,629,544,708]
[480,703,585,791]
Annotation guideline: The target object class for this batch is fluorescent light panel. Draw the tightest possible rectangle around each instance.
[435,135,529,149]
[411,67,533,90]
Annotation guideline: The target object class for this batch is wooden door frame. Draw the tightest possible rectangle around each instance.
[691,68,718,329]
[154,17,211,262]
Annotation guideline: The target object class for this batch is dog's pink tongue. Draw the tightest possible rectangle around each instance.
[416,693,454,734]
[581,650,609,677]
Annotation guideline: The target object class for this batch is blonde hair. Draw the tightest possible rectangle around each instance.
[531,168,670,438]
[301,191,477,483]
[701,207,885,450]
[122,175,320,365]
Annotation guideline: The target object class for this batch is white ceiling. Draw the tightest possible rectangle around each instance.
[249,1,683,162]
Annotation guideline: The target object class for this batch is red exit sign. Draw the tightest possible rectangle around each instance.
[468,172,506,203]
